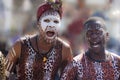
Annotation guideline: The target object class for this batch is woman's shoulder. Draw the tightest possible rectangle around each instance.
[57,37,70,48]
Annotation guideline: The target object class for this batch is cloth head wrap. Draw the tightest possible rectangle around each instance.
[37,0,62,21]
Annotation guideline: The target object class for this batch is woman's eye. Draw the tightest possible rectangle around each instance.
[54,20,59,24]
[44,19,50,23]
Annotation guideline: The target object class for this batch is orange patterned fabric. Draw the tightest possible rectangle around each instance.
[61,52,120,80]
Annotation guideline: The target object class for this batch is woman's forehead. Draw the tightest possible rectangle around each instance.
[39,15,61,22]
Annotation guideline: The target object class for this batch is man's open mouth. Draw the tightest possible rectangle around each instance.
[90,41,101,47]
[46,31,55,37]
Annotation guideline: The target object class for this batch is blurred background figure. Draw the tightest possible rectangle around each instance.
[61,0,93,56]
[0,0,43,79]
[0,0,43,56]
[61,0,120,56]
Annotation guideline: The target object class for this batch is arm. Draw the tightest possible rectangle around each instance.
[61,42,73,72]
[5,40,21,77]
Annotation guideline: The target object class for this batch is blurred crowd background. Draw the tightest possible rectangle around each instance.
[0,0,120,57]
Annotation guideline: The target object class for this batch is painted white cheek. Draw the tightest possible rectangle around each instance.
[55,20,61,31]
[57,22,61,31]
[41,20,48,31]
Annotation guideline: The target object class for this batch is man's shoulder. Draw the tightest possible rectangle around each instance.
[73,53,84,62]
[107,50,120,60]
[68,53,84,68]
[111,52,120,60]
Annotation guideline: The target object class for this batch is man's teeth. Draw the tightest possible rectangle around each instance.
[93,42,97,44]
[93,44,99,47]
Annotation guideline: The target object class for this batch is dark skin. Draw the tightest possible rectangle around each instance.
[85,23,109,62]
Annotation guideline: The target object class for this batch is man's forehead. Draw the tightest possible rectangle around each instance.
[85,21,104,30]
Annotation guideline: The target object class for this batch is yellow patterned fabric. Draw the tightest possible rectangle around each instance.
[0,51,5,80]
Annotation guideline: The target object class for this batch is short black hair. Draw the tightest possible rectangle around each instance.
[84,17,106,30]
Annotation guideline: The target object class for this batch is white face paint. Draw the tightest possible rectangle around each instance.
[39,13,61,42]
[40,15,61,31]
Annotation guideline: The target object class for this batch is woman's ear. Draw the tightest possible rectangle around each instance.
[37,22,41,28]
[37,21,40,25]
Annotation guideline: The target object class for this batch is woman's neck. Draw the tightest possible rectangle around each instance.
[37,35,53,53]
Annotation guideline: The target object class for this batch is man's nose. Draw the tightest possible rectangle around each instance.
[91,33,97,39]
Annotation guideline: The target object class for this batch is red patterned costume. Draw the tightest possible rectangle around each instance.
[5,0,73,80]
[61,51,120,80]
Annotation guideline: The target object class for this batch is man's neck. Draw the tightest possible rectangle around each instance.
[87,49,107,62]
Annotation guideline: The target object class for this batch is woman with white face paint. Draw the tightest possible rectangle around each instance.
[5,0,73,80]
[38,10,61,43]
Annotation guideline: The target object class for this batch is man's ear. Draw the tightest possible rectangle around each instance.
[106,32,109,41]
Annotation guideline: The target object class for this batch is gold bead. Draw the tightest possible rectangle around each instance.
[43,57,47,63]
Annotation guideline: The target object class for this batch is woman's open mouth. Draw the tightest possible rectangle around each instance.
[46,31,55,37]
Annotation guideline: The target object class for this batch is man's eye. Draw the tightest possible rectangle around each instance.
[96,30,102,35]
[87,32,91,36]
[87,30,92,35]
[44,19,50,23]
[54,20,59,23]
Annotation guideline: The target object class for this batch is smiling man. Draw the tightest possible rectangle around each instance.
[60,17,120,80]
[5,0,73,80]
